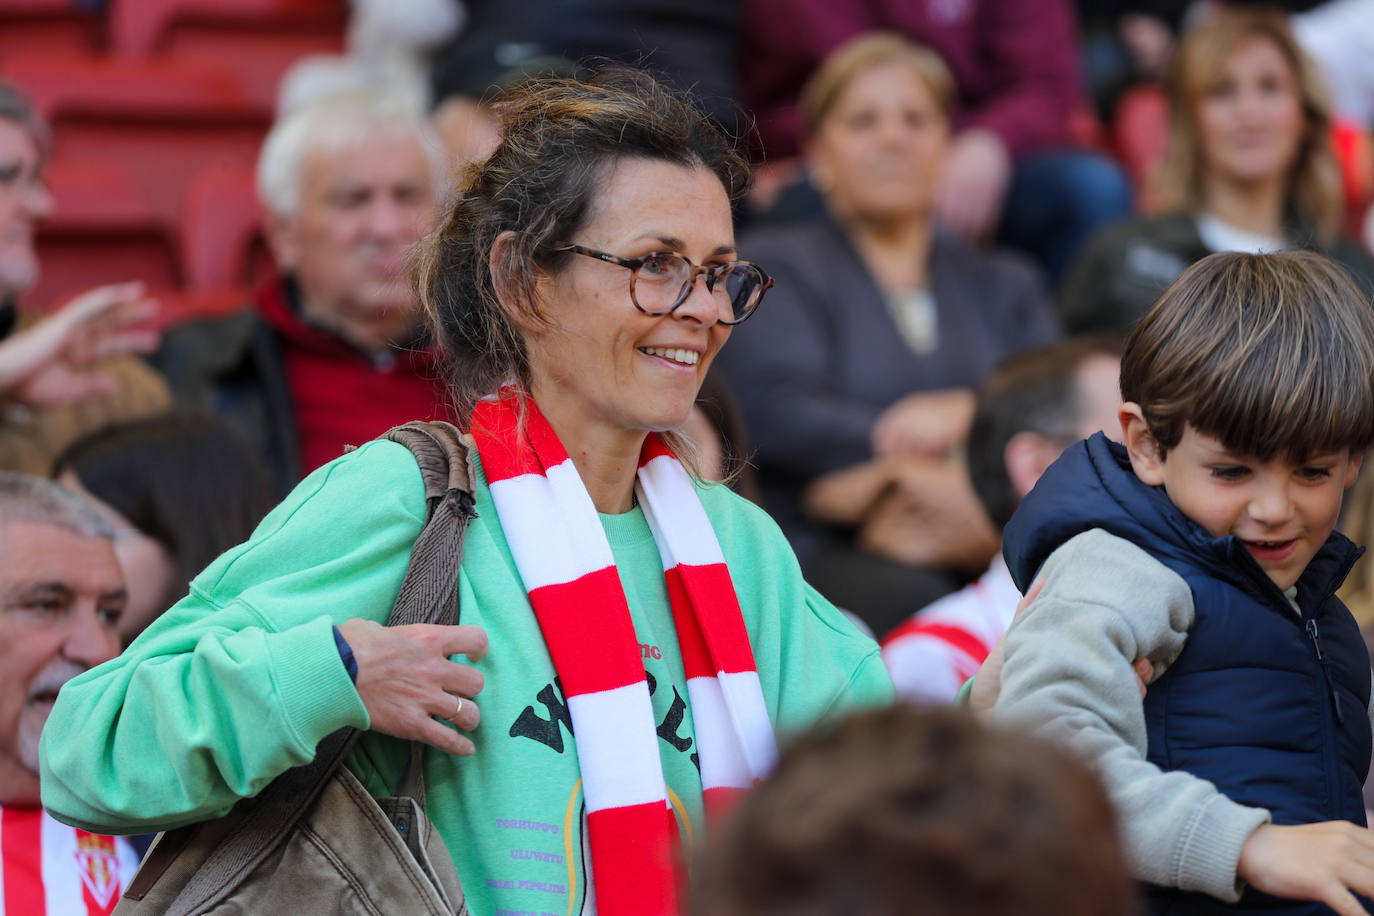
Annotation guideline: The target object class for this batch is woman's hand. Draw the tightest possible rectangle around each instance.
[337,619,488,756]
[871,388,975,458]
[0,282,159,407]
[1238,822,1374,915]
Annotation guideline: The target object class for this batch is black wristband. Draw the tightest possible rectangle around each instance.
[332,625,358,683]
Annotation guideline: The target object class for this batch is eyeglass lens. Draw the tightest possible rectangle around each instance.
[633,253,765,322]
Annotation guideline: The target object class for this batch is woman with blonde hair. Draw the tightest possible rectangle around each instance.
[1059,6,1374,335]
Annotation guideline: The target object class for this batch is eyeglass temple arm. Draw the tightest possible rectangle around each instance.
[554,244,636,269]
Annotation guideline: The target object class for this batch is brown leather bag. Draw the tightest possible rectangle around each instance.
[113,422,475,916]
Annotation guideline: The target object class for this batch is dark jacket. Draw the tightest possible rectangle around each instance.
[720,215,1059,554]
[152,279,453,498]
[151,298,297,497]
[1058,211,1374,335]
[1005,434,1372,915]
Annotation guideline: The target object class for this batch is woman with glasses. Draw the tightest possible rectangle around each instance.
[718,33,1060,634]
[40,69,893,916]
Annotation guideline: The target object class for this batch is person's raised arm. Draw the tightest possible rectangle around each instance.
[0,283,158,408]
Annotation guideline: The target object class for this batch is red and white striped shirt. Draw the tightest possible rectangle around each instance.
[881,556,1022,704]
[1,805,138,916]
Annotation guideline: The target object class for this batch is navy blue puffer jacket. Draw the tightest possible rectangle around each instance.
[1004,434,1371,915]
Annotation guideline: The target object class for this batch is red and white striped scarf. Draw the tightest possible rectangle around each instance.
[471,394,777,915]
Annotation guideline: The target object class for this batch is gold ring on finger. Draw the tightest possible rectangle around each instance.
[448,695,463,724]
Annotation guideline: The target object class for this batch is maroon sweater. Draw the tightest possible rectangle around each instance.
[741,0,1085,161]
[256,283,456,476]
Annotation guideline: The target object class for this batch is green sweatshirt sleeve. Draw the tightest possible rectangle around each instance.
[40,440,429,834]
[799,581,894,719]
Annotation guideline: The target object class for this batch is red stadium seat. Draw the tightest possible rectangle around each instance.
[1,53,269,229]
[26,159,180,311]
[1112,83,1170,197]
[0,0,103,61]
[1068,104,1107,154]
[109,0,346,111]
[41,159,160,232]
[4,51,256,120]
[180,163,276,290]
[1332,119,1374,238]
[27,238,180,314]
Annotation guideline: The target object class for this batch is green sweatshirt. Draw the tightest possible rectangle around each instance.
[40,439,892,916]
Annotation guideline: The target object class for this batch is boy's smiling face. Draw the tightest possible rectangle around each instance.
[1121,405,1363,592]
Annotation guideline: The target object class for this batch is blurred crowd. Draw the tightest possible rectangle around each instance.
[5,0,1374,912]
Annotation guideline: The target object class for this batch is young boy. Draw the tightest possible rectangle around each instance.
[992,251,1374,916]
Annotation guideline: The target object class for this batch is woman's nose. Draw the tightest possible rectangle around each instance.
[672,271,723,326]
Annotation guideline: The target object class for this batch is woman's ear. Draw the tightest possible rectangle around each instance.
[488,230,546,335]
[1120,402,1166,486]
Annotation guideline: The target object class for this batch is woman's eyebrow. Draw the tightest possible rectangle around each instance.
[648,235,738,257]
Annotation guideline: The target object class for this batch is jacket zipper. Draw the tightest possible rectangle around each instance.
[1232,541,1348,727]
[1306,618,1346,726]
[1304,614,1344,820]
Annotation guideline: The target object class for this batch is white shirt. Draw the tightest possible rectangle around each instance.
[1195,213,1287,255]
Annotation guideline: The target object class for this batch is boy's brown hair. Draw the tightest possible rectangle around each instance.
[1121,250,1374,462]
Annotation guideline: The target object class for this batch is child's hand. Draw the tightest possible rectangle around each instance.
[1238,821,1374,914]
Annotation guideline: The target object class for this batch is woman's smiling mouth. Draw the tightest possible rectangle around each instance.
[638,346,700,366]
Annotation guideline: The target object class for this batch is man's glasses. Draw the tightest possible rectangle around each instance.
[553,244,772,325]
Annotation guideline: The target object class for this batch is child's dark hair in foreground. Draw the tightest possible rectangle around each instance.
[692,705,1135,916]
[993,251,1374,916]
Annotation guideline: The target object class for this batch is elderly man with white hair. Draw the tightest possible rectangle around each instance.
[153,93,450,495]
[0,472,141,914]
